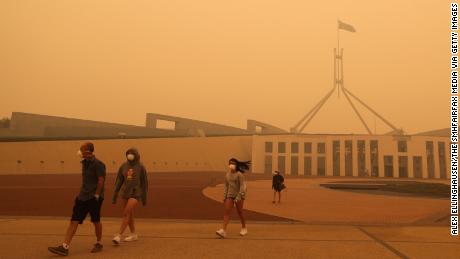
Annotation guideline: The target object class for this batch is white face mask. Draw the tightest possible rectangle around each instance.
[127,154,135,161]
[229,164,236,171]
[77,150,83,158]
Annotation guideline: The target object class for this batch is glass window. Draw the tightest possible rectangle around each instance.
[291,156,298,175]
[333,141,340,176]
[317,157,326,176]
[278,142,286,153]
[384,156,393,177]
[358,140,366,176]
[426,141,435,178]
[413,156,423,178]
[370,140,379,177]
[304,156,312,175]
[398,140,407,152]
[345,140,353,176]
[265,142,273,153]
[438,142,447,179]
[278,156,286,173]
[291,142,299,153]
[304,142,312,153]
[398,156,408,178]
[264,155,272,174]
[317,142,326,154]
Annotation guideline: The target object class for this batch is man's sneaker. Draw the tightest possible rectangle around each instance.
[48,245,69,256]
[240,228,248,236]
[215,228,227,238]
[112,234,121,245]
[124,234,138,242]
[91,243,103,253]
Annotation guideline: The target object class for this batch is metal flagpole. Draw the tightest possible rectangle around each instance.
[291,87,335,133]
[334,48,338,98]
[340,48,344,91]
[337,20,340,56]
[374,117,377,134]
[291,92,330,133]
[297,87,336,133]
[290,20,402,135]
[342,89,373,134]
[337,22,340,98]
[343,88,400,132]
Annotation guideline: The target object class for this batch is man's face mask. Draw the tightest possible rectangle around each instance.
[127,154,135,161]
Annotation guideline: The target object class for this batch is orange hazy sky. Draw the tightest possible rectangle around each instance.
[0,1,450,134]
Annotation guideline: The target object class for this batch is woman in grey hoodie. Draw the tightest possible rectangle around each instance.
[112,148,148,244]
[216,158,251,238]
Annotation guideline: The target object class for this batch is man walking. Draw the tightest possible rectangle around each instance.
[48,142,106,256]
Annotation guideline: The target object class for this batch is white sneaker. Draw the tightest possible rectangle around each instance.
[240,228,248,236]
[112,234,121,245]
[215,228,227,238]
[124,234,138,242]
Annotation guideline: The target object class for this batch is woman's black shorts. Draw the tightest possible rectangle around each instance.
[71,197,104,224]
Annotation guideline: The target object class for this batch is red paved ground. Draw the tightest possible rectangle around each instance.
[0,172,290,221]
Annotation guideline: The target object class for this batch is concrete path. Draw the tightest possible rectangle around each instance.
[0,217,458,259]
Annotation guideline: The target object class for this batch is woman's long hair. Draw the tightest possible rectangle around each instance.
[229,158,251,173]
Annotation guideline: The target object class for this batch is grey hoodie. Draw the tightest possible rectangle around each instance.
[112,148,148,206]
[224,171,247,201]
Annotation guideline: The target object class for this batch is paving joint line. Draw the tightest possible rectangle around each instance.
[356,226,409,259]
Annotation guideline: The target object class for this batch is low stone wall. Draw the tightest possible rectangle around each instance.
[0,136,253,174]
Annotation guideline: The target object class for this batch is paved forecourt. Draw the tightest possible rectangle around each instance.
[0,217,459,259]
[203,178,450,225]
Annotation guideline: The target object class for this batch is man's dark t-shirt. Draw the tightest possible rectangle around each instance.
[78,157,106,201]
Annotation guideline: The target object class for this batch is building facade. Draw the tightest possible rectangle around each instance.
[0,133,450,179]
[0,112,450,179]
[251,134,450,179]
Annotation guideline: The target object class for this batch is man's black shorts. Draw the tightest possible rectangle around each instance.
[71,197,104,224]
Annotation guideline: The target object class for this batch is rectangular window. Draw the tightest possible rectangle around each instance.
[345,140,353,176]
[426,141,435,178]
[264,155,272,174]
[304,156,312,176]
[358,140,366,176]
[398,156,408,178]
[291,156,298,176]
[317,143,326,154]
[438,142,447,179]
[370,140,379,177]
[291,142,299,154]
[265,142,273,153]
[156,119,176,130]
[317,157,326,176]
[384,156,394,177]
[333,141,340,176]
[278,142,286,153]
[278,156,286,173]
[398,140,407,152]
[304,142,312,153]
[413,156,423,179]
